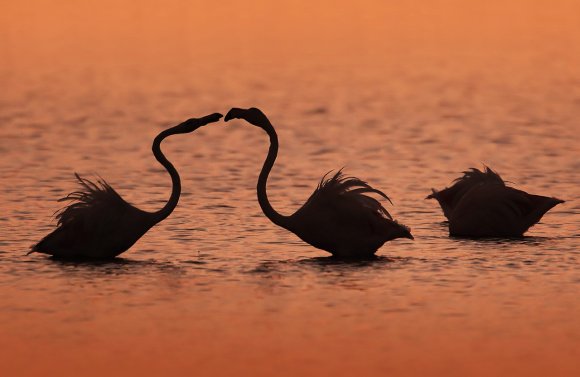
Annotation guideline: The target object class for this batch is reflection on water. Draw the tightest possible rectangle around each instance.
[1,3,580,376]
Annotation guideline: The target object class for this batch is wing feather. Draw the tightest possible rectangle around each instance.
[30,174,135,256]
[55,173,130,227]
[303,170,393,220]
[427,166,505,219]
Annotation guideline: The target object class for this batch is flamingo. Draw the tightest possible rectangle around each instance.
[427,166,564,237]
[224,107,413,258]
[30,113,223,258]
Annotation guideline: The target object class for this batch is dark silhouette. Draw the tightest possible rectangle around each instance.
[427,166,564,237]
[30,113,223,258]
[225,107,413,258]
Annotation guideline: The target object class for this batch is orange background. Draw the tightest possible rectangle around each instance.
[1,0,579,68]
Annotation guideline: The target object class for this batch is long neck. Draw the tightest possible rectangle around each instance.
[258,124,288,228]
[151,128,181,223]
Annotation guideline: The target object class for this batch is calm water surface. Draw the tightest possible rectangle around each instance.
[1,13,580,377]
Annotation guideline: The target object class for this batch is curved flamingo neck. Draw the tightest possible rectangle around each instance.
[151,128,181,223]
[258,123,289,229]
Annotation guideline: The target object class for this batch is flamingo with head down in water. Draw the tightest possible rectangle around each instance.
[427,166,564,237]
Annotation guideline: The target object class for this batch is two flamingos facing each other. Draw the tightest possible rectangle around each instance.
[427,166,564,237]
[224,107,413,258]
[30,113,223,258]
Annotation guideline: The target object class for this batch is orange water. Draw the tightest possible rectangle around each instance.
[0,1,579,376]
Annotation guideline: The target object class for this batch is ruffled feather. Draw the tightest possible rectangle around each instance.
[453,166,505,187]
[55,173,129,227]
[29,174,136,256]
[306,170,393,220]
[427,166,505,219]
[428,166,504,199]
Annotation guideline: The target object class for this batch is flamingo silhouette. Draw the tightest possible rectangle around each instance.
[427,166,564,237]
[30,113,223,258]
[224,107,413,258]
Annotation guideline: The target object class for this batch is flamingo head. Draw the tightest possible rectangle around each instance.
[224,107,272,129]
[178,113,223,133]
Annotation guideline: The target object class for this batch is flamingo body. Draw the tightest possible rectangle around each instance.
[428,167,564,237]
[289,172,413,257]
[225,107,412,258]
[32,175,155,258]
